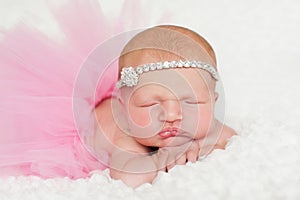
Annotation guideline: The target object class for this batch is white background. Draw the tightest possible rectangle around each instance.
[0,0,299,199]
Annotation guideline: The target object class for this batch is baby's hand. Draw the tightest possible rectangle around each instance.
[154,140,199,172]
[196,123,236,158]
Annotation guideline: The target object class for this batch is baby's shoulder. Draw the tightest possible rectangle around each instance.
[222,124,236,137]
[94,98,148,154]
[215,120,236,148]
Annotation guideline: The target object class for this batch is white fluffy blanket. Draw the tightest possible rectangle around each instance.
[0,0,299,199]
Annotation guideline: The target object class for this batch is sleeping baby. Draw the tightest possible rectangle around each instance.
[92,25,236,188]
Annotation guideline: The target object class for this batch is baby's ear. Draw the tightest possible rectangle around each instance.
[114,94,124,106]
[214,92,219,101]
[118,96,124,105]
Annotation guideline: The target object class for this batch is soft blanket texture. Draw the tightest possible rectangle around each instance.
[0,0,299,199]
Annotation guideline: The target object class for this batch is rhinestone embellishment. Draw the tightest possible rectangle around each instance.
[117,67,138,88]
[117,60,219,88]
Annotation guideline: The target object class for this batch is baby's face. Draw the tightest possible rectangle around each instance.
[119,67,218,147]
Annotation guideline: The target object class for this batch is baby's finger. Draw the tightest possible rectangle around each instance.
[197,137,217,157]
[186,140,199,161]
[186,150,198,163]
[175,152,187,165]
[198,144,215,157]
[167,160,176,172]
[166,151,178,171]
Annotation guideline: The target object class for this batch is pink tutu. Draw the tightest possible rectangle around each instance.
[0,0,138,178]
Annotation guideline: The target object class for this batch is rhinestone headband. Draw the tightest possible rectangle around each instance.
[116,60,219,88]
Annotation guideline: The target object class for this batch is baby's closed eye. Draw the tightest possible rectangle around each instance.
[183,99,207,104]
[136,101,159,108]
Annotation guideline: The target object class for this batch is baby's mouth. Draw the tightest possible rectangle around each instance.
[158,127,180,139]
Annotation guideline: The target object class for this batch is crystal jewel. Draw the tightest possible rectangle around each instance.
[116,60,219,88]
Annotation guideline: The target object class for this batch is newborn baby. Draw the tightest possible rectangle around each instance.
[93,25,235,188]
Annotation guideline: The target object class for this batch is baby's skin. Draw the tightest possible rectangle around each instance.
[92,25,236,188]
[93,67,235,187]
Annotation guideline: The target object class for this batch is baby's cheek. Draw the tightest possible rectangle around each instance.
[128,108,152,128]
[195,105,214,138]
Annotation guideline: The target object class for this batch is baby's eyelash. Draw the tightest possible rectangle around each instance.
[184,100,206,104]
[138,102,158,107]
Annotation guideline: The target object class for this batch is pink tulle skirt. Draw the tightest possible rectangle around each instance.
[0,0,123,178]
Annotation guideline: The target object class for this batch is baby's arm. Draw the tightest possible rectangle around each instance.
[109,135,199,187]
[197,120,236,157]
[109,136,168,188]
[109,152,160,188]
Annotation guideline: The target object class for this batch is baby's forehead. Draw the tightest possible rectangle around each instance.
[133,68,211,97]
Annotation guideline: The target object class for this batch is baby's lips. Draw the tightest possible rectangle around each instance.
[158,127,180,138]
[159,131,176,138]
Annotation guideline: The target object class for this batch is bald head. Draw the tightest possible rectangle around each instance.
[118,25,217,83]
[154,25,216,64]
[117,25,218,92]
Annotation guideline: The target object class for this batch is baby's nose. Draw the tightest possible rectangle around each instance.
[158,100,182,123]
